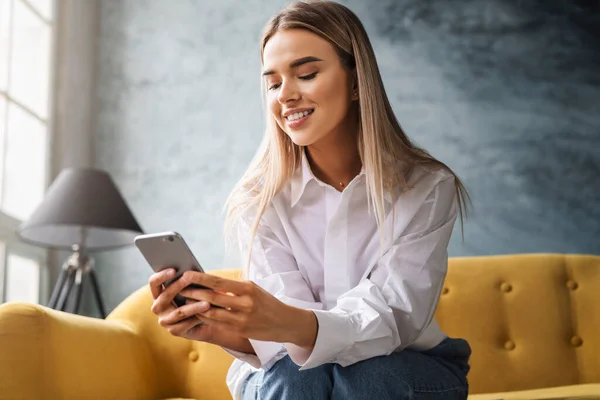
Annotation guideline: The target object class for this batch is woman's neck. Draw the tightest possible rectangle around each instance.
[305,131,362,191]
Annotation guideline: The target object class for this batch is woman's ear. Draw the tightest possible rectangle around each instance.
[350,70,359,101]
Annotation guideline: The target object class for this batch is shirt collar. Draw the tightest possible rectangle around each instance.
[290,148,381,207]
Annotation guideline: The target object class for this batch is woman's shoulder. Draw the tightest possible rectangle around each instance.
[401,162,455,194]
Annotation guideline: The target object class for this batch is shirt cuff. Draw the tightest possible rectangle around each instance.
[221,347,262,369]
[222,339,285,370]
[286,309,354,370]
[249,339,286,370]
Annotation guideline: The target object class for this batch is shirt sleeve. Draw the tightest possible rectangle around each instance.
[285,173,459,370]
[222,211,324,370]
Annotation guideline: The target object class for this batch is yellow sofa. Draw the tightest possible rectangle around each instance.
[1,253,599,400]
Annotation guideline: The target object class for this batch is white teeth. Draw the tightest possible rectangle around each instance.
[287,110,313,121]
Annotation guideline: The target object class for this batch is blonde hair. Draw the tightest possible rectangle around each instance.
[224,1,471,274]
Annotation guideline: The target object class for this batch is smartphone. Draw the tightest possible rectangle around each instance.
[134,231,208,307]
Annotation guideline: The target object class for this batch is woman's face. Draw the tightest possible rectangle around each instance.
[262,29,358,147]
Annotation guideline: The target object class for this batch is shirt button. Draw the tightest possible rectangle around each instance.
[442,287,449,295]
[504,340,516,350]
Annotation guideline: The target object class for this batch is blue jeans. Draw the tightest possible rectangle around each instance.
[241,337,471,400]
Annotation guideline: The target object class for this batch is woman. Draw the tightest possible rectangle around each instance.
[149,1,472,399]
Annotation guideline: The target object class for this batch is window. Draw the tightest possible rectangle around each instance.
[0,0,54,305]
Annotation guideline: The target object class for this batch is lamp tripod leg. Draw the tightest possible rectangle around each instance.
[89,269,107,319]
[70,268,84,314]
[57,268,76,311]
[48,267,69,309]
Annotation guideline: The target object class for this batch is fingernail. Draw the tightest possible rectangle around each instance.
[167,269,175,276]
[199,301,209,308]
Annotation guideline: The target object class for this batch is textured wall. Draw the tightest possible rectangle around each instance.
[85,0,600,317]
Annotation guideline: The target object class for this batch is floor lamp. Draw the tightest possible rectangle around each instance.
[16,168,144,318]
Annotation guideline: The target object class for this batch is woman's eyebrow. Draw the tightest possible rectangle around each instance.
[262,56,323,76]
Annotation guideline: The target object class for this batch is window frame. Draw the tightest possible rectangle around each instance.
[0,0,57,305]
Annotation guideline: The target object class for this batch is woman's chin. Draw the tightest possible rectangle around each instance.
[287,131,317,147]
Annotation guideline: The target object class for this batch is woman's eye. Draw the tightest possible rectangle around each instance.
[299,72,317,81]
[267,72,316,90]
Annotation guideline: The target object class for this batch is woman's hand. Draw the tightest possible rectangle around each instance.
[148,269,254,353]
[174,271,318,350]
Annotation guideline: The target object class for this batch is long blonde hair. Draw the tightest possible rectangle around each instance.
[224,1,471,274]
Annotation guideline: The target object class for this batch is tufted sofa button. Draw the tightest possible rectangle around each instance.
[442,287,449,295]
[500,282,513,293]
[504,340,516,350]
[570,336,583,347]
[566,280,578,291]
[189,351,199,362]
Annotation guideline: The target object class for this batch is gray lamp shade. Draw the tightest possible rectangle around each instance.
[17,168,143,251]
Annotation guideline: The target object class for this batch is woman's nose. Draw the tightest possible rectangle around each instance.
[277,80,300,104]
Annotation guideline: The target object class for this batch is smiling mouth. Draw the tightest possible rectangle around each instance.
[285,109,314,122]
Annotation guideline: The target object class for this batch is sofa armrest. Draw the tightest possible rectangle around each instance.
[0,302,160,400]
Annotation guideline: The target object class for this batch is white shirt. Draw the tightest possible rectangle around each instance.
[225,151,459,399]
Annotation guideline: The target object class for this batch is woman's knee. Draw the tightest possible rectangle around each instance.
[259,356,333,400]
[332,356,413,400]
[331,351,468,400]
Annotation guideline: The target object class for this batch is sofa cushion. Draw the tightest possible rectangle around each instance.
[438,254,600,394]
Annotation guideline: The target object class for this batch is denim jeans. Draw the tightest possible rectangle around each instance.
[241,337,471,400]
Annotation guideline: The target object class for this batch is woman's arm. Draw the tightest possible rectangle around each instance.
[231,213,324,367]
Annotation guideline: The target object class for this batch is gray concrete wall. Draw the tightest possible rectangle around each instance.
[83,0,600,317]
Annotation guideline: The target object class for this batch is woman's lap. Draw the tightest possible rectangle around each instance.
[241,338,471,400]
[332,338,471,400]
